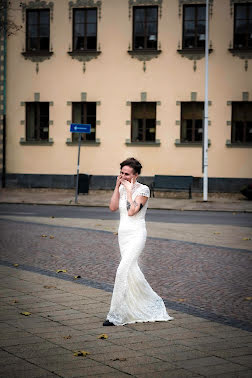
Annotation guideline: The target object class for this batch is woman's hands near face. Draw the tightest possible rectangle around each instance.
[121,178,134,192]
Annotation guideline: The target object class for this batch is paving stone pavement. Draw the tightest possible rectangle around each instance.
[0,189,252,376]
[0,264,252,378]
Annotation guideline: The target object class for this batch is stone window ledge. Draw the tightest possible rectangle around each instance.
[22,51,53,60]
[177,48,213,60]
[175,139,211,147]
[68,51,101,60]
[125,139,160,146]
[20,138,54,146]
[226,140,252,148]
[228,48,252,59]
[66,138,100,146]
[128,50,162,60]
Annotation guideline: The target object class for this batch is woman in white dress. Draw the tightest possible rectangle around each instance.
[103,157,173,326]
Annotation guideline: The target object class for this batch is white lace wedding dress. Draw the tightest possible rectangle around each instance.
[107,182,174,326]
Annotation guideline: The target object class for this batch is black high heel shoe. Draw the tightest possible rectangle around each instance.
[103,319,115,326]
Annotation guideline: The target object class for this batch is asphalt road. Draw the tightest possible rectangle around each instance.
[0,204,252,227]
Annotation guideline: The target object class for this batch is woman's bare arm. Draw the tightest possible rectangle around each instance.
[109,176,121,211]
[126,194,148,216]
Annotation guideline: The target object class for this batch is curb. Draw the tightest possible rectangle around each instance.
[0,201,252,213]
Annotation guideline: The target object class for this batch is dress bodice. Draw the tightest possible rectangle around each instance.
[119,182,150,226]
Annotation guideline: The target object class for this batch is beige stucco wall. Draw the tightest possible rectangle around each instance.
[6,0,252,178]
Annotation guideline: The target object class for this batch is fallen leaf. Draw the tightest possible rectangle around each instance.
[41,234,47,238]
[51,216,55,218]
[73,350,90,357]
[20,311,31,316]
[98,334,108,339]
[242,237,251,241]
[245,297,252,301]
[95,224,102,226]
[63,335,72,339]
[177,298,186,302]
[56,269,67,273]
[74,275,81,279]
[112,357,127,361]
[13,264,19,267]
[12,300,18,303]
[113,232,118,235]
[43,285,56,289]
[213,232,221,234]
[49,236,54,239]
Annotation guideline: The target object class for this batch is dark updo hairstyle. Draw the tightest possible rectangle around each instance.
[120,157,142,175]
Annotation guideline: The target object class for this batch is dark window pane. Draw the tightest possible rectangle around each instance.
[197,6,206,21]
[197,20,205,34]
[147,22,156,34]
[184,21,195,36]
[75,24,84,36]
[195,119,203,141]
[236,5,247,19]
[28,24,38,37]
[235,19,247,33]
[75,10,84,23]
[134,8,144,22]
[86,36,96,49]
[246,122,252,142]
[146,7,157,21]
[87,23,96,35]
[249,5,252,18]
[40,24,49,37]
[40,37,49,50]
[40,10,49,24]
[135,22,144,34]
[87,9,97,22]
[184,6,195,20]
[134,36,145,49]
[146,119,156,141]
[74,37,84,50]
[234,33,247,48]
[27,11,38,23]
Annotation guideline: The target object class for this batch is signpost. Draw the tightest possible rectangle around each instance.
[70,124,91,204]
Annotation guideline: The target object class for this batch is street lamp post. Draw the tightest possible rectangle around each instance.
[203,0,209,201]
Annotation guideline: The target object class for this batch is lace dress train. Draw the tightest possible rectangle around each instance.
[107,182,173,326]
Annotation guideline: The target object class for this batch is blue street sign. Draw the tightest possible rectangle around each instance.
[70,124,91,133]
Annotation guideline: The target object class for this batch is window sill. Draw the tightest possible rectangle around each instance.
[226,140,252,148]
[177,48,213,60]
[228,48,252,59]
[175,139,211,147]
[22,51,53,62]
[128,49,161,61]
[20,138,54,146]
[125,139,160,146]
[66,138,100,146]
[68,51,101,62]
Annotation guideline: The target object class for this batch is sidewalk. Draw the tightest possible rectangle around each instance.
[1,264,252,378]
[1,188,252,212]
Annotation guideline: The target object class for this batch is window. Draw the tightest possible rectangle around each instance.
[183,5,206,49]
[181,102,203,142]
[26,9,50,52]
[232,102,252,143]
[26,102,49,141]
[73,8,97,51]
[234,4,252,49]
[72,102,96,142]
[133,6,158,50]
[131,102,156,142]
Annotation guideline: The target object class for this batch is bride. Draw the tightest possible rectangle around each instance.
[103,157,173,326]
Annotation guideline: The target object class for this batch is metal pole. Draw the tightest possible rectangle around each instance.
[203,0,209,202]
[75,133,81,204]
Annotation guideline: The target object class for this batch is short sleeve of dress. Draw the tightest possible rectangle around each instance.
[137,185,150,198]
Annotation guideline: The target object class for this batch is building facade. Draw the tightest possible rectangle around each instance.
[3,0,252,191]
